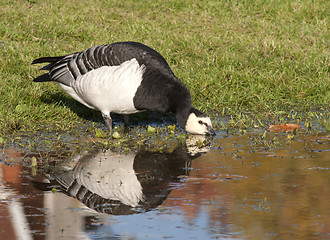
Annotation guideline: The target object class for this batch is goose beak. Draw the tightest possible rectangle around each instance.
[206,126,216,136]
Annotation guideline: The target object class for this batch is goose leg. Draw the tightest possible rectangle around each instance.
[102,113,112,133]
[123,114,130,134]
[123,114,130,126]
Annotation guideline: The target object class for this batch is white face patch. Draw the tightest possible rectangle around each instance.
[185,113,213,135]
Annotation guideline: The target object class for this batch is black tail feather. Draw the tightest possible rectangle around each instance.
[31,56,64,65]
[32,56,66,71]
[33,73,51,82]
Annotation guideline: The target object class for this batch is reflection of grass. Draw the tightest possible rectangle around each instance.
[0,0,328,134]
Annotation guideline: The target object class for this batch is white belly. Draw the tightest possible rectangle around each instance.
[59,59,145,115]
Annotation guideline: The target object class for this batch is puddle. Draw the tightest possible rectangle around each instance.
[0,125,329,240]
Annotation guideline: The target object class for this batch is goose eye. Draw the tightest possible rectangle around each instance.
[198,120,203,124]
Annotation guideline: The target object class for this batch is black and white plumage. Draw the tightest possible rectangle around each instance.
[32,41,215,135]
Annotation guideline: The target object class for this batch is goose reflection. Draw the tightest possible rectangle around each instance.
[34,139,210,215]
[58,151,144,210]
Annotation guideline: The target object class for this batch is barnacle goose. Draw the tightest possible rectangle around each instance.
[32,41,215,135]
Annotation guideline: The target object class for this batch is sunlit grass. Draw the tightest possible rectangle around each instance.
[0,0,329,134]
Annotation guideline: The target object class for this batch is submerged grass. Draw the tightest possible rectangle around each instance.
[0,0,329,135]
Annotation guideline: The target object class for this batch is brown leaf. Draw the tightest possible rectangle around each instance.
[268,124,301,132]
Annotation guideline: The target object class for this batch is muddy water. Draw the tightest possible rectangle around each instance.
[0,128,329,240]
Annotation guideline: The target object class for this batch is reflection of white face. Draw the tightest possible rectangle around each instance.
[185,113,214,135]
[185,135,210,156]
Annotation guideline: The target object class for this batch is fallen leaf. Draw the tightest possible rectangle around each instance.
[112,131,121,139]
[268,124,301,132]
[147,126,156,133]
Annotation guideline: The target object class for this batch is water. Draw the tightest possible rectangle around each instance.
[0,127,329,240]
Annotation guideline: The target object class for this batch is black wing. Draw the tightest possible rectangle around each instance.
[32,42,175,86]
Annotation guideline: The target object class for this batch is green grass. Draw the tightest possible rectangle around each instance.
[0,0,329,134]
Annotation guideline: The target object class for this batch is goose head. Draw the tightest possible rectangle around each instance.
[184,108,215,136]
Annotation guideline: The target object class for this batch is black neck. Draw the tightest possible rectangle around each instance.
[133,69,193,126]
[175,107,191,129]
